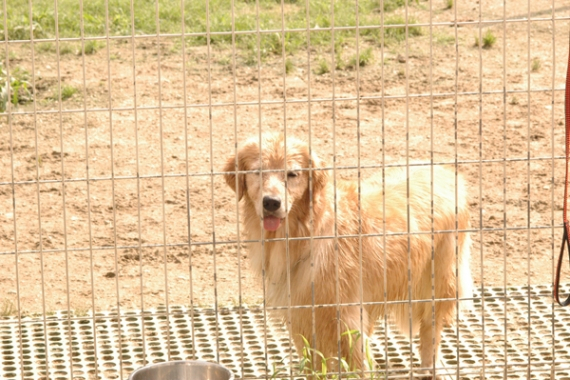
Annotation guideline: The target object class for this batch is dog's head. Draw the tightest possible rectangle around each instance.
[223,134,328,232]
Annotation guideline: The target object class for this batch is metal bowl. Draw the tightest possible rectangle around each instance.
[128,360,234,380]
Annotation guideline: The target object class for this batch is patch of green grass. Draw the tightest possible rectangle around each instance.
[346,47,373,70]
[37,42,56,53]
[444,0,453,10]
[83,40,103,55]
[74,306,90,317]
[284,57,294,74]
[59,43,74,55]
[50,84,78,101]
[297,328,382,380]
[1,300,16,317]
[531,57,541,72]
[475,29,496,49]
[61,85,78,100]
[36,42,74,55]
[0,63,33,112]
[315,58,330,75]
[2,0,420,62]
[216,56,232,66]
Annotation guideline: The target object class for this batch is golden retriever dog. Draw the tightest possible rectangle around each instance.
[223,133,472,379]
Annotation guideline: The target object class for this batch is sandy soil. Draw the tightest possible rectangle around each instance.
[0,0,569,317]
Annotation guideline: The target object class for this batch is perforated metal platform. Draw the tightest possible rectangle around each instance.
[2,284,570,380]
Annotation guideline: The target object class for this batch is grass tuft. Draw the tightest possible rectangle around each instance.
[83,40,103,55]
[315,58,330,75]
[0,63,32,112]
[296,328,382,380]
[285,57,294,74]
[346,47,373,70]
[531,57,541,72]
[475,29,496,49]
[1,300,16,317]
[49,84,78,101]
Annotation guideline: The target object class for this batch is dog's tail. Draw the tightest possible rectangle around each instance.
[457,232,474,314]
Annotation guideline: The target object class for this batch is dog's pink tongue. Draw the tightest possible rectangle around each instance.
[263,216,281,231]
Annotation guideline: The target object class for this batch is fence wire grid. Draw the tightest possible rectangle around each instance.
[1,0,570,379]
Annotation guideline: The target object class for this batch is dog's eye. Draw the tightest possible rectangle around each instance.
[287,171,298,178]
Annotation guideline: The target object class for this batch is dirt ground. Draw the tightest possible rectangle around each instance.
[0,0,569,317]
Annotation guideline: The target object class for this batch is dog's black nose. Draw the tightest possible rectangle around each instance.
[263,196,281,212]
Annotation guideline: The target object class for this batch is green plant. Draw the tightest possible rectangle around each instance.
[315,58,330,75]
[1,0,413,56]
[334,38,346,70]
[445,0,453,10]
[59,43,74,55]
[297,328,382,380]
[475,29,496,49]
[509,96,519,105]
[1,300,16,317]
[531,57,541,72]
[285,57,294,74]
[84,40,102,55]
[37,43,56,53]
[0,63,32,112]
[74,306,90,317]
[346,47,373,70]
[57,85,78,101]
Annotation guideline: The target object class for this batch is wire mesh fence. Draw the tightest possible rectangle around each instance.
[0,0,569,379]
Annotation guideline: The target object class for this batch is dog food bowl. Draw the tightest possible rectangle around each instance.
[128,360,234,380]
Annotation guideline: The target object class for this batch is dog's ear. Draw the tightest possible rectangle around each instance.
[223,153,246,201]
[309,152,328,195]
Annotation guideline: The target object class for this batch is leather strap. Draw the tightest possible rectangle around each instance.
[553,34,570,306]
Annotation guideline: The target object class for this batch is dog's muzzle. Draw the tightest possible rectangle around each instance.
[262,196,283,231]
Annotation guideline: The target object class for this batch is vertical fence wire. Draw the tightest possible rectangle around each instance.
[229,0,245,376]
[550,0,556,380]
[329,0,341,372]
[25,0,53,377]
[2,0,25,379]
[379,1,390,378]
[129,0,148,367]
[154,0,174,363]
[79,0,102,376]
[353,2,365,375]
[277,3,294,379]
[303,1,318,378]
[476,0,487,377]
[501,1,509,379]
[427,0,437,375]
[101,0,126,373]
[526,1,532,378]
[204,0,221,365]
[51,0,76,377]
[403,0,414,373]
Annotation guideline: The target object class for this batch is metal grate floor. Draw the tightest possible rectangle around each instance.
[2,284,570,380]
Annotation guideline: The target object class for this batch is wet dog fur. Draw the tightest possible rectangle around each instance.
[223,133,473,378]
